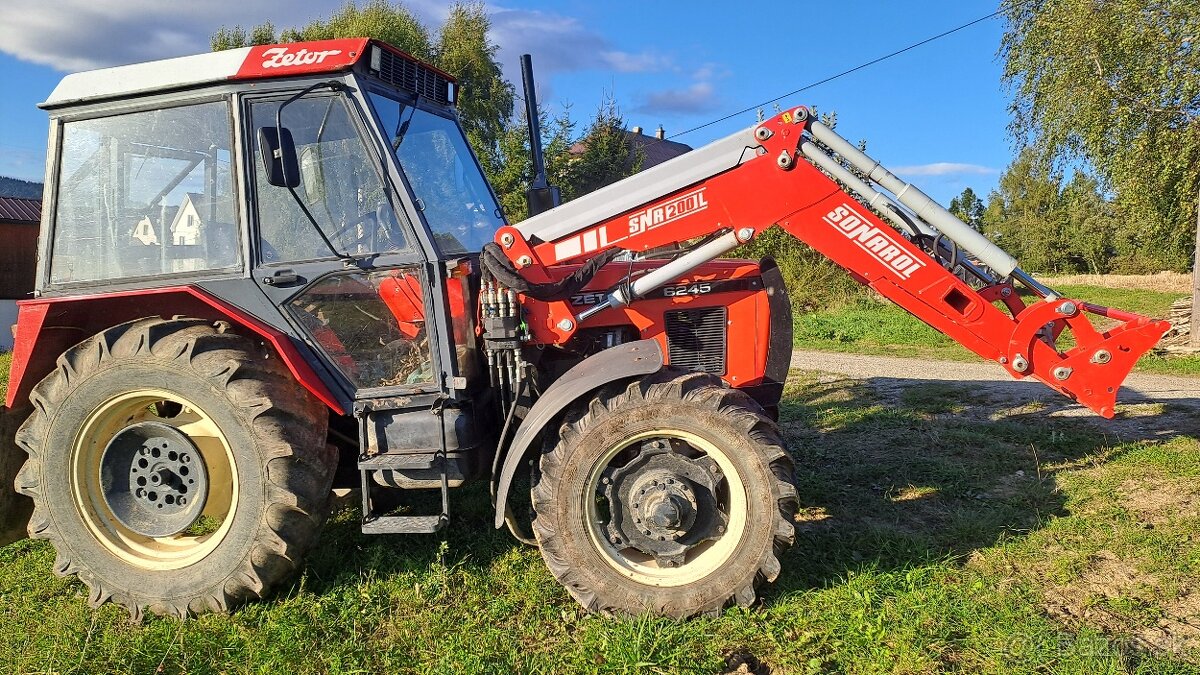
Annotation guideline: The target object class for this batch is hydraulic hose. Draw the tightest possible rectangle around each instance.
[480,242,619,302]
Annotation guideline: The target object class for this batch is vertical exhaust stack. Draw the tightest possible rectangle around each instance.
[521,54,561,217]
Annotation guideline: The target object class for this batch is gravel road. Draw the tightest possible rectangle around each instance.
[791,349,1200,439]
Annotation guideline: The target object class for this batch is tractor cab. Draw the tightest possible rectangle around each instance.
[29,39,495,408]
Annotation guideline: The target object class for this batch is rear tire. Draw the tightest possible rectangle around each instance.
[531,371,797,617]
[14,317,336,618]
[0,406,32,547]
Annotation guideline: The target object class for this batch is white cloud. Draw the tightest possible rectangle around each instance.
[636,82,719,116]
[486,5,670,85]
[893,162,998,177]
[0,0,341,71]
[0,0,672,104]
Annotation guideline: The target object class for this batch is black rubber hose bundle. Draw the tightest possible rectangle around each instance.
[480,242,620,302]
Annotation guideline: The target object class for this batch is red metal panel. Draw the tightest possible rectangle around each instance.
[233,38,370,80]
[5,286,343,414]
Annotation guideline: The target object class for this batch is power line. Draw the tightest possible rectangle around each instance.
[666,0,1032,142]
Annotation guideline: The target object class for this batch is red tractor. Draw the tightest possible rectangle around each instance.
[0,39,1169,619]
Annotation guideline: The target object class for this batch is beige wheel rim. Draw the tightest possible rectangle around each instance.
[70,389,239,570]
[583,429,747,587]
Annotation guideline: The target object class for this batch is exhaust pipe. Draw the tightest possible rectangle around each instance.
[520,54,561,217]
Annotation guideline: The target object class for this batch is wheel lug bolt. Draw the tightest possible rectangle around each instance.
[601,477,611,485]
[610,536,620,545]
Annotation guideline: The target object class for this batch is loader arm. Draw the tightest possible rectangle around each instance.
[494,107,1170,418]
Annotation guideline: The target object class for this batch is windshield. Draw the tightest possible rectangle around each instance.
[368,91,505,255]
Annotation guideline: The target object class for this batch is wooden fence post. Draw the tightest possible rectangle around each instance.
[1193,185,1200,347]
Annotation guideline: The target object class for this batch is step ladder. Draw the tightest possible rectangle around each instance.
[358,453,449,534]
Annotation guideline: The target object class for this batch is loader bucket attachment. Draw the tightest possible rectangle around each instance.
[1004,298,1171,418]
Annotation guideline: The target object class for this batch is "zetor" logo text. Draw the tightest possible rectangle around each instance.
[823,203,925,279]
[261,47,343,69]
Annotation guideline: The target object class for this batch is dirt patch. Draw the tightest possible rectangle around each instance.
[1119,477,1200,526]
[1137,591,1200,655]
[1040,272,1192,294]
[1044,551,1159,634]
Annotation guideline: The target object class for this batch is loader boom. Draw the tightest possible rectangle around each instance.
[493,107,1170,418]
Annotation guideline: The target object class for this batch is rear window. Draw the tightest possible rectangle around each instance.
[49,100,239,285]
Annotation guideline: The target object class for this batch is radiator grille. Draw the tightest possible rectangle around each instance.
[665,307,727,374]
[369,46,454,105]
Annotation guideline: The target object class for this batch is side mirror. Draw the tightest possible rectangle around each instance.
[257,126,300,188]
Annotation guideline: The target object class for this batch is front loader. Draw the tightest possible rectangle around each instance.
[0,38,1169,619]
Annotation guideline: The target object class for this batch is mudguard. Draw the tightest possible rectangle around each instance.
[492,339,664,528]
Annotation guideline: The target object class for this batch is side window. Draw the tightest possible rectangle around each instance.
[50,101,238,284]
[250,95,410,263]
[288,269,434,390]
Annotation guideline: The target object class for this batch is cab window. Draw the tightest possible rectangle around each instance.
[249,94,411,264]
[50,101,238,284]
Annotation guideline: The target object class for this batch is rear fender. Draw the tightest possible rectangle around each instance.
[5,286,344,414]
[492,339,664,528]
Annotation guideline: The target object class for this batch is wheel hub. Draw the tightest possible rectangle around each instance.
[602,440,728,567]
[99,421,209,537]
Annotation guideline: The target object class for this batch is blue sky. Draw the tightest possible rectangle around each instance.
[0,0,1012,204]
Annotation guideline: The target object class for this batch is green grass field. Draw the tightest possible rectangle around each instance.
[2,366,1199,673]
[794,284,1200,377]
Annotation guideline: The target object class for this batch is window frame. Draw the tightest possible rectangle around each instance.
[42,93,245,292]
[363,86,507,257]
[243,89,421,268]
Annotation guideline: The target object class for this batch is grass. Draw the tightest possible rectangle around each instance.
[795,283,1200,377]
[2,369,1200,672]
[0,352,9,396]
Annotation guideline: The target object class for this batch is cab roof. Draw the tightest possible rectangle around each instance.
[41,38,456,109]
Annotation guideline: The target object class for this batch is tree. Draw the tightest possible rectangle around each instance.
[558,96,643,201]
[435,3,513,174]
[1059,171,1119,274]
[1001,0,1200,270]
[948,187,985,230]
[982,149,1068,273]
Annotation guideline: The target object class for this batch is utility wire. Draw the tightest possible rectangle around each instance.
[665,0,1033,142]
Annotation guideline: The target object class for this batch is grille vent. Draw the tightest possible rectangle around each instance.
[369,46,454,105]
[665,307,727,374]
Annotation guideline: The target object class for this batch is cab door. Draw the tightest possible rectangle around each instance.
[243,88,444,400]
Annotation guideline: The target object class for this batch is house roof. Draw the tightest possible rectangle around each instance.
[569,128,693,171]
[0,197,41,223]
[625,130,692,170]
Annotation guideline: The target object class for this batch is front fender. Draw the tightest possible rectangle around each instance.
[492,339,664,528]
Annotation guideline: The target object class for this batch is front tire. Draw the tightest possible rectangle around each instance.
[0,406,32,547]
[532,372,797,617]
[14,317,336,618]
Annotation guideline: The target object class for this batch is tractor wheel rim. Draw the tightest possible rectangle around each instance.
[584,429,747,587]
[71,389,239,570]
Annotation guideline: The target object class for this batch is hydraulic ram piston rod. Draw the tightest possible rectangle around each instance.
[576,228,752,323]
[799,141,997,286]
[806,120,1058,297]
